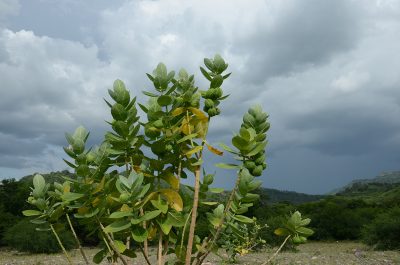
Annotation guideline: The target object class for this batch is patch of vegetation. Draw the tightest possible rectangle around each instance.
[362,207,400,250]
[3,219,75,253]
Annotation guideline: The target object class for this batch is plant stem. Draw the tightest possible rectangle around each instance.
[261,235,291,265]
[98,220,129,265]
[184,115,210,265]
[139,245,152,265]
[195,169,242,265]
[158,232,163,265]
[179,208,192,253]
[50,223,73,265]
[185,165,201,265]
[66,213,90,265]
[140,208,149,258]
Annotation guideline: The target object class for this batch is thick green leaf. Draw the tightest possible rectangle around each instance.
[111,103,128,121]
[140,210,162,222]
[131,227,148,242]
[33,174,46,191]
[201,201,218,206]
[61,192,84,202]
[300,218,311,226]
[297,227,314,237]
[109,211,133,219]
[247,141,267,157]
[123,249,137,258]
[166,211,185,227]
[22,210,42,217]
[177,133,198,144]
[157,95,173,106]
[218,143,238,154]
[142,91,158,97]
[232,135,249,151]
[151,200,168,214]
[93,249,107,264]
[103,220,131,233]
[209,187,224,193]
[158,220,172,235]
[114,240,127,253]
[232,215,254,223]
[73,126,89,141]
[204,58,214,71]
[74,208,99,219]
[200,66,212,81]
[215,163,239,169]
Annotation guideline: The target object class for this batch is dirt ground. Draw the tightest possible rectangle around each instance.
[0,242,399,265]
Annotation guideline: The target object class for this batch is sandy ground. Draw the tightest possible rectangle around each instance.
[0,242,399,265]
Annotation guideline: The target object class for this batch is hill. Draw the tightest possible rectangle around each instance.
[331,171,400,198]
[256,187,325,204]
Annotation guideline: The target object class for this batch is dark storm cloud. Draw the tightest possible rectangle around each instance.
[1,0,400,194]
[235,0,363,85]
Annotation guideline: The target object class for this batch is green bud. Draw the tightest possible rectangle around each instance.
[252,165,263,176]
[205,99,214,108]
[153,119,163,129]
[207,107,218,117]
[165,144,173,152]
[175,97,184,106]
[262,162,267,170]
[209,87,223,99]
[255,154,266,165]
[244,161,256,170]
[27,196,35,204]
[119,192,130,203]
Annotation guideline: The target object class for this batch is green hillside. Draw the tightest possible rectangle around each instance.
[331,171,400,195]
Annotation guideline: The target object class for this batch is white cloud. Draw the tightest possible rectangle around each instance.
[0,0,19,19]
[1,0,400,193]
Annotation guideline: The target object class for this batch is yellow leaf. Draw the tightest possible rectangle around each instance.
[91,197,101,207]
[120,204,132,212]
[63,183,70,193]
[181,116,194,135]
[194,119,209,138]
[171,107,184,116]
[159,189,183,212]
[78,206,89,215]
[185,146,203,157]
[136,192,157,207]
[148,226,157,240]
[132,165,142,172]
[164,174,179,190]
[92,176,105,194]
[188,107,208,120]
[206,143,223,156]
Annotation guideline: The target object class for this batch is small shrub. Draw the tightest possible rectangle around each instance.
[3,219,75,253]
[362,207,400,250]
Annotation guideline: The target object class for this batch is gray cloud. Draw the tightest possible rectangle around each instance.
[0,0,400,194]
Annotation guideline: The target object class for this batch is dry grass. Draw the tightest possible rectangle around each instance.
[0,242,399,265]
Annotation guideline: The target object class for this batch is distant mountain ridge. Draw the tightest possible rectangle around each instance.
[13,170,326,205]
[330,171,400,195]
[257,188,325,204]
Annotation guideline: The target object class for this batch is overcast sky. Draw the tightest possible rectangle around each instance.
[0,0,399,194]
